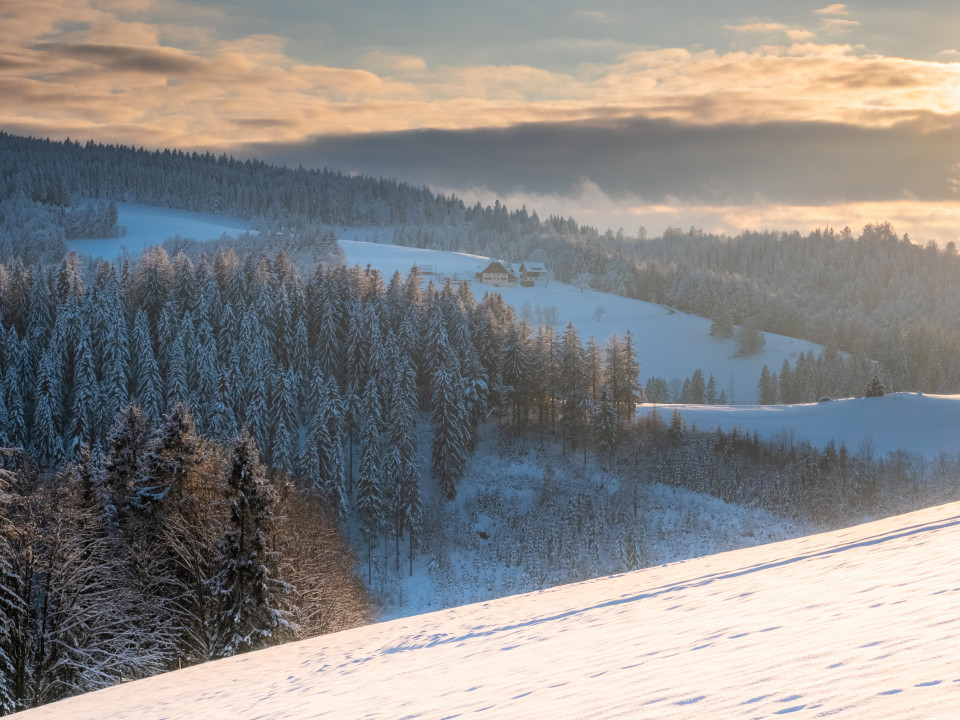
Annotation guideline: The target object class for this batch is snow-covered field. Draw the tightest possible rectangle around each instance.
[20,501,960,719]
[66,202,251,258]
[337,233,823,404]
[638,392,960,459]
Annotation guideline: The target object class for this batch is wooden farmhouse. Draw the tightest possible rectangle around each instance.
[476,260,547,287]
[476,260,518,287]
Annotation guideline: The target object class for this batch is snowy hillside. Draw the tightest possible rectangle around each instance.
[66,202,252,258]
[64,203,823,405]
[20,501,960,719]
[337,234,824,404]
[638,392,960,459]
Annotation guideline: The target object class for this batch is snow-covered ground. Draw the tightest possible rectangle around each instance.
[21,501,960,719]
[337,234,823,404]
[638,392,960,459]
[66,202,251,259]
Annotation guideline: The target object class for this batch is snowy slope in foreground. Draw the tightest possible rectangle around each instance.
[22,503,960,719]
[338,236,823,404]
[66,202,252,258]
[638,392,960,459]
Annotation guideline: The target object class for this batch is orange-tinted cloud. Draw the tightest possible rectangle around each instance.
[0,0,958,153]
[456,180,960,245]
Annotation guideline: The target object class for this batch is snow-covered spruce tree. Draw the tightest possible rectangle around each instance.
[31,351,64,469]
[431,351,469,500]
[270,367,299,475]
[594,386,620,454]
[165,334,188,411]
[210,431,294,658]
[757,365,778,405]
[609,331,643,424]
[500,320,532,427]
[139,403,219,666]
[244,364,271,463]
[356,380,384,583]
[130,309,162,419]
[864,375,885,397]
[206,368,238,442]
[69,331,99,456]
[735,316,766,357]
[103,402,152,531]
[385,352,422,574]
[192,320,220,434]
[100,314,130,434]
[669,409,687,445]
[559,322,589,453]
[137,402,203,513]
[302,373,347,519]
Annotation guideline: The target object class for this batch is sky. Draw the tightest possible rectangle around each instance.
[2,1,959,240]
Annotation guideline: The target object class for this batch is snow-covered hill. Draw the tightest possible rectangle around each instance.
[638,392,960,459]
[337,234,823,404]
[19,501,960,719]
[65,203,824,405]
[66,202,252,258]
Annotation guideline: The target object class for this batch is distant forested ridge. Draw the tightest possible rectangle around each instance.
[2,131,959,394]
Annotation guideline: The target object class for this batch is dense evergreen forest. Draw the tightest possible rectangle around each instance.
[3,131,959,394]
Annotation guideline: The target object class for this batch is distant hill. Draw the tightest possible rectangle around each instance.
[637,392,960,460]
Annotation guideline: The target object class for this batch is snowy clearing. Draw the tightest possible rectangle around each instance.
[20,501,960,719]
[638,392,960,459]
[337,233,824,404]
[66,202,252,259]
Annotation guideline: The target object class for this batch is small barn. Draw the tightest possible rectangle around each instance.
[519,261,547,286]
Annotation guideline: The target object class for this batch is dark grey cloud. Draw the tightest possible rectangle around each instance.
[245,114,960,205]
[231,118,298,129]
[33,43,202,75]
[0,55,32,71]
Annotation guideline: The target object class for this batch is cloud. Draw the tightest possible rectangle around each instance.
[247,115,960,208]
[574,11,612,24]
[820,18,861,34]
[361,52,428,74]
[725,22,791,34]
[443,181,960,244]
[34,42,202,74]
[938,49,960,59]
[814,4,850,16]
[725,22,816,43]
[1,0,958,156]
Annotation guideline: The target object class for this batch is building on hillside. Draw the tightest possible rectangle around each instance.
[476,260,548,287]
[519,261,547,287]
[476,260,517,287]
